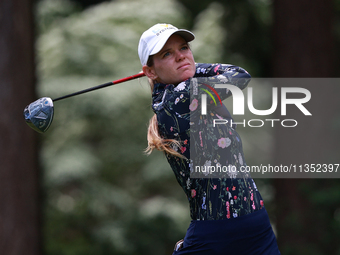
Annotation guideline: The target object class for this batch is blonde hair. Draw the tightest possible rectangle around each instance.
[145,114,184,158]
[143,40,193,159]
[145,77,185,158]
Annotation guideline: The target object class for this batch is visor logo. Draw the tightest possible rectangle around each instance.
[152,24,176,36]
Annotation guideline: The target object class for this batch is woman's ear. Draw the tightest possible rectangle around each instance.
[142,65,158,81]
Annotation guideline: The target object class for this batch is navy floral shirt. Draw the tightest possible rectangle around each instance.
[152,63,264,220]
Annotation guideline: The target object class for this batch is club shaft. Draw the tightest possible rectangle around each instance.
[53,72,146,102]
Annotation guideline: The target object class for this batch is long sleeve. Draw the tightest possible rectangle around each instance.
[151,63,263,221]
[151,63,251,141]
[193,63,251,102]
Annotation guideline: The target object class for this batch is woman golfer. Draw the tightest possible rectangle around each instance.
[138,23,280,255]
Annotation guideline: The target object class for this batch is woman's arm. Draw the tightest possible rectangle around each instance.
[152,63,250,136]
[192,63,251,118]
[195,63,251,95]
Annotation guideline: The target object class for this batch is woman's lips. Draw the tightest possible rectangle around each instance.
[177,63,191,70]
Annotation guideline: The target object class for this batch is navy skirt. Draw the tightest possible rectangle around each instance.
[173,208,280,255]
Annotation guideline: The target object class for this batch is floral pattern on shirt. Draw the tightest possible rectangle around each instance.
[151,63,264,220]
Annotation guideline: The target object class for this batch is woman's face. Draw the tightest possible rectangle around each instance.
[143,34,196,85]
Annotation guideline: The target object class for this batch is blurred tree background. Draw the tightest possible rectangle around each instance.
[36,0,228,254]
[0,0,40,254]
[1,0,340,254]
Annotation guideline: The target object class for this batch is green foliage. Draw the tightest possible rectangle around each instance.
[179,0,273,77]
[36,0,228,254]
[37,1,340,254]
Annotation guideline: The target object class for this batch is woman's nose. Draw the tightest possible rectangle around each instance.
[175,50,185,61]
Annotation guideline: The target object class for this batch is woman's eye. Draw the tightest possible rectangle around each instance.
[181,45,189,51]
[163,52,170,57]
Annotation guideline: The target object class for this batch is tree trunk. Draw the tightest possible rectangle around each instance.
[272,0,339,254]
[0,0,41,254]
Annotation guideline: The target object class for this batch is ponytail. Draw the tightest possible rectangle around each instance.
[145,114,184,158]
[144,56,185,158]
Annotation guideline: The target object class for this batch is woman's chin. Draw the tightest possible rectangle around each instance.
[181,71,195,82]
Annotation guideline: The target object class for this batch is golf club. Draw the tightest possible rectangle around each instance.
[24,72,146,133]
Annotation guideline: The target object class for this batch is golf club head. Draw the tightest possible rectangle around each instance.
[24,97,54,133]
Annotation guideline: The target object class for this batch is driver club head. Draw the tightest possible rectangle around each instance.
[24,97,54,133]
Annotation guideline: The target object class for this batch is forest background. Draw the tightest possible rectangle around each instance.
[1,0,340,254]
